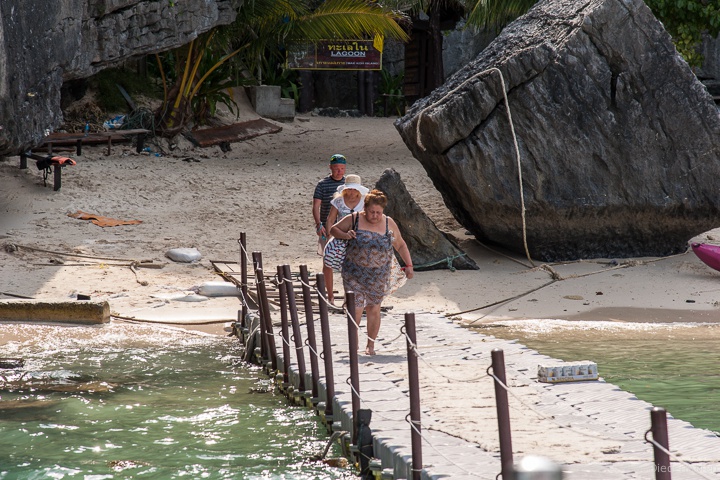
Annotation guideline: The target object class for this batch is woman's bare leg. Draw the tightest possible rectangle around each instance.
[365,304,382,355]
[323,265,334,304]
[353,306,364,348]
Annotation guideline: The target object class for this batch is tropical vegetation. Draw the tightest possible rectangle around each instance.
[141,0,718,134]
[153,0,409,135]
[644,0,720,67]
[456,0,720,65]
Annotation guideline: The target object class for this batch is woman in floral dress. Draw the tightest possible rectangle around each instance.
[330,189,413,355]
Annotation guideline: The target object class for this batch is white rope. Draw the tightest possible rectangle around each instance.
[645,436,717,480]
[347,377,493,478]
[406,417,495,479]
[305,340,320,359]
[279,330,292,348]
[404,331,633,443]
[486,370,632,443]
[290,336,304,352]
[296,276,345,312]
[237,236,253,267]
[404,332,487,383]
[346,381,398,423]
[237,287,256,313]
[414,66,534,267]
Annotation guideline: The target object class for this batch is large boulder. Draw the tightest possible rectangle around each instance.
[395,0,720,261]
[376,168,479,271]
[0,0,241,157]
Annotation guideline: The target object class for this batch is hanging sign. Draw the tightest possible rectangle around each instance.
[286,39,382,71]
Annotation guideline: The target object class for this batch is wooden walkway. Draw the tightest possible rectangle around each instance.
[211,260,329,311]
[243,308,720,479]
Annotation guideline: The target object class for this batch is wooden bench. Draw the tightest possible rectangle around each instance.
[20,153,77,191]
[18,128,150,191]
[39,128,150,156]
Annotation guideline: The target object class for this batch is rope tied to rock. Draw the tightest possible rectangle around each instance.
[412,253,468,272]
[414,66,534,268]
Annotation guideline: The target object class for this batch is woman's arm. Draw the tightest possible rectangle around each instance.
[388,217,414,279]
[330,213,356,240]
[325,206,338,234]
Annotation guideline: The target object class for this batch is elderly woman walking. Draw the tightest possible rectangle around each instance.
[323,174,369,304]
[330,189,413,355]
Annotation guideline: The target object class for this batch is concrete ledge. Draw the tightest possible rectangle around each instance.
[246,85,295,120]
[0,299,110,324]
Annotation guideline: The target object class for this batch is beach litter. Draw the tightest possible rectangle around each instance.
[165,248,201,263]
[68,210,142,227]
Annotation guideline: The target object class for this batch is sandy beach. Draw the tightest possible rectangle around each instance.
[3,104,720,479]
[2,105,720,340]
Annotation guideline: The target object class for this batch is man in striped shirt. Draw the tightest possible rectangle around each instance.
[313,154,346,253]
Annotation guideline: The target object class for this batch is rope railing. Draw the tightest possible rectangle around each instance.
[344,375,494,479]
[406,414,496,479]
[644,433,716,480]
[231,236,713,480]
[402,329,640,444]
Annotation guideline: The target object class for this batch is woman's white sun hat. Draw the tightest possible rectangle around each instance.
[337,174,369,195]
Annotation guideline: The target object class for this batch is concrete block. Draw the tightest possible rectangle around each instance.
[0,299,110,324]
[247,85,295,120]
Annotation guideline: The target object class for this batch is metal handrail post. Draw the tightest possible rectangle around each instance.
[316,273,335,422]
[283,264,306,394]
[299,265,320,404]
[346,291,360,444]
[239,233,248,329]
[405,313,422,480]
[650,407,671,480]
[491,348,513,478]
[277,265,291,390]
[254,264,277,371]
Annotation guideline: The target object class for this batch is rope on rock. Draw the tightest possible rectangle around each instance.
[414,66,535,268]
[413,253,468,272]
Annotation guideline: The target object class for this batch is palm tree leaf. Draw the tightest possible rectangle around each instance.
[290,0,409,42]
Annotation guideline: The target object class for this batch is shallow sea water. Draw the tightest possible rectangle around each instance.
[473,319,720,434]
[0,323,353,479]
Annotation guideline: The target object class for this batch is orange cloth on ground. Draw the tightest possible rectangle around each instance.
[68,210,142,227]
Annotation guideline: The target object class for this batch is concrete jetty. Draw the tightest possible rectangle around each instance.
[0,299,110,324]
[242,309,720,479]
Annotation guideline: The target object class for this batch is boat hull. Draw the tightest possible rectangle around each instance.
[691,243,720,272]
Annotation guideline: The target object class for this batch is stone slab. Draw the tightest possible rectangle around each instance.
[0,299,110,324]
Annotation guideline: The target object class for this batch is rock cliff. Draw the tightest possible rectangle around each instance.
[395,0,720,261]
[0,0,241,156]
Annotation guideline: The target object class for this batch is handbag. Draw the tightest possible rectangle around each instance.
[323,237,348,271]
[323,213,358,272]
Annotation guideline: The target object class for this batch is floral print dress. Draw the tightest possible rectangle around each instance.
[342,215,394,308]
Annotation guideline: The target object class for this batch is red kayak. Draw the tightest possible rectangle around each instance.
[690,243,720,272]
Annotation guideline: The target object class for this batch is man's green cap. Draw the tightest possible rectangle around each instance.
[330,154,347,165]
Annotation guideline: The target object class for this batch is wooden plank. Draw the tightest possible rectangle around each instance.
[41,129,150,146]
[184,119,282,148]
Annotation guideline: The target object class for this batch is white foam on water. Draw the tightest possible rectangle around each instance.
[479,318,719,334]
[0,322,230,357]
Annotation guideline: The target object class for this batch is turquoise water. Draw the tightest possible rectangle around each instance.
[0,323,353,479]
[473,320,720,434]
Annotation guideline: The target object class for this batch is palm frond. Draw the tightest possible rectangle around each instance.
[291,0,409,42]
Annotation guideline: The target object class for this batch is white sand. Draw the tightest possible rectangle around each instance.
[2,106,720,343]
